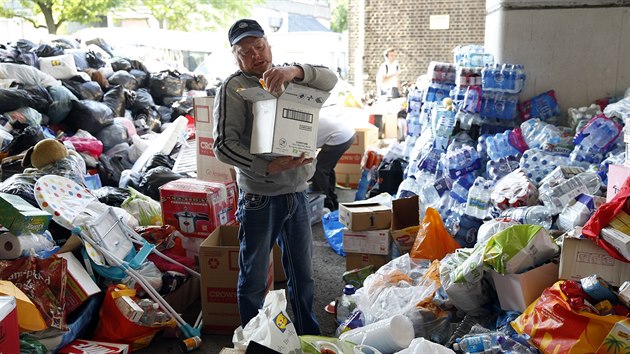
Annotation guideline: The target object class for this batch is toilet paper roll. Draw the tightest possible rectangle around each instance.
[0,232,56,259]
[340,315,414,353]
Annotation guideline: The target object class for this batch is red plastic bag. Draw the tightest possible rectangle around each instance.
[582,174,630,262]
[93,285,176,351]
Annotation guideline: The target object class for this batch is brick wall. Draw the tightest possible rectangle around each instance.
[348,0,486,95]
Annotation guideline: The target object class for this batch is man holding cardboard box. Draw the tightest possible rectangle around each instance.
[213,18,337,335]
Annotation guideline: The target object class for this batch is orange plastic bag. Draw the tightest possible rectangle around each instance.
[512,281,625,354]
[409,207,461,261]
[93,285,176,351]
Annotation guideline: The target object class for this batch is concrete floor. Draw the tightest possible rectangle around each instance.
[136,189,353,353]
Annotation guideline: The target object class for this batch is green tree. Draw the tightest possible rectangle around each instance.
[0,0,124,34]
[135,0,263,31]
[329,0,347,33]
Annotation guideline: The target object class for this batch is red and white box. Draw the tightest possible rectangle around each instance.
[159,178,237,239]
[58,339,130,354]
[0,296,19,353]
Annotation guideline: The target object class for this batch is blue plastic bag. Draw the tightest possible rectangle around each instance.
[322,210,345,256]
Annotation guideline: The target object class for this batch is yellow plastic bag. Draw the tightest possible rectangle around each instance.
[512,281,625,354]
[409,207,461,261]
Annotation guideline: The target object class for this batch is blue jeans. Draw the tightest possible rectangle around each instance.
[236,191,320,335]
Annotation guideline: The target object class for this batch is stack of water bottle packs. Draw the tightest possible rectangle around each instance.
[336,44,630,353]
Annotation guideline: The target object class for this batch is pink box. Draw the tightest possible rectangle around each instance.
[159,178,237,239]
[0,296,18,353]
[607,164,630,201]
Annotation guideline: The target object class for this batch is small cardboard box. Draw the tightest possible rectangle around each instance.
[601,227,630,261]
[334,125,379,176]
[346,252,389,271]
[490,262,559,312]
[193,96,236,183]
[0,296,18,354]
[199,225,273,334]
[0,192,51,235]
[57,252,100,315]
[607,164,630,201]
[160,178,237,239]
[339,201,391,231]
[596,319,630,354]
[58,340,130,354]
[342,228,390,255]
[239,83,330,158]
[390,196,420,254]
[559,236,630,287]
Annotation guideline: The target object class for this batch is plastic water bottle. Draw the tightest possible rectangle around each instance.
[466,177,491,219]
[453,333,501,353]
[397,176,420,198]
[500,206,553,229]
[137,299,159,325]
[538,171,601,214]
[336,285,357,325]
[520,118,561,149]
[485,130,522,161]
[355,169,370,201]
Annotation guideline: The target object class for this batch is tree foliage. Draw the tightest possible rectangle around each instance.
[134,0,264,31]
[0,0,123,34]
[329,0,347,33]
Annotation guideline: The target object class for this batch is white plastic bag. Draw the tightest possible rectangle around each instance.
[232,290,301,353]
[395,337,455,354]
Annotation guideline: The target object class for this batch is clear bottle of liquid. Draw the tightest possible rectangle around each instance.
[397,176,420,199]
[453,333,501,354]
[465,177,491,219]
[138,300,159,326]
[500,205,553,229]
[335,284,357,325]
[539,172,601,214]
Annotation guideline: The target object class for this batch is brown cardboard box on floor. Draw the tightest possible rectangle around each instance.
[335,125,379,187]
[199,225,273,334]
[339,201,391,231]
[346,252,389,271]
[390,196,420,254]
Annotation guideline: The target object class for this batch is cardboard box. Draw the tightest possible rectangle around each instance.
[343,228,390,255]
[490,262,559,312]
[0,296,18,354]
[57,252,100,315]
[239,83,330,158]
[607,164,630,201]
[601,227,630,261]
[58,340,130,354]
[559,236,630,287]
[113,290,143,323]
[390,196,420,254]
[193,96,236,183]
[334,125,379,176]
[346,252,389,271]
[163,275,200,314]
[339,201,391,231]
[160,178,237,239]
[199,225,273,334]
[0,192,51,235]
[335,172,362,189]
[596,319,630,354]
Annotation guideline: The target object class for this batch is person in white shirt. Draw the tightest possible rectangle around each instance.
[375,48,401,98]
[312,106,355,210]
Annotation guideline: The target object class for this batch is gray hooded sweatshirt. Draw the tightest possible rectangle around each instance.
[213,64,338,196]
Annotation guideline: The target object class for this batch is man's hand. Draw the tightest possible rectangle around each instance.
[262,66,304,94]
[267,153,313,175]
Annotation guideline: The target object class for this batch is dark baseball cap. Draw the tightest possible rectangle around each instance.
[228,19,265,46]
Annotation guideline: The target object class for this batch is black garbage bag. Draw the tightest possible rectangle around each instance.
[0,172,42,206]
[52,37,80,50]
[92,186,130,207]
[133,107,161,135]
[111,58,132,72]
[127,58,148,72]
[86,50,106,69]
[138,166,186,201]
[97,143,133,187]
[156,105,174,124]
[46,85,78,124]
[129,69,148,88]
[85,38,115,57]
[65,100,114,135]
[143,153,175,172]
[149,70,184,99]
[22,85,52,113]
[15,39,36,54]
[67,50,88,71]
[62,77,103,101]
[131,88,155,113]
[366,158,408,199]
[103,85,128,117]
[4,125,44,156]
[96,122,129,153]
[0,153,26,181]
[108,70,138,91]
[0,88,35,113]
[181,72,208,91]
[34,44,64,57]
[162,96,186,107]
[171,96,194,117]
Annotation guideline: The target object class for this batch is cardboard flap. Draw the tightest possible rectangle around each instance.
[391,196,420,230]
[281,83,331,108]
[238,87,276,102]
[340,201,390,213]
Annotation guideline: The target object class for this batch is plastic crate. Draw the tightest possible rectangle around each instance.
[308,193,326,225]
